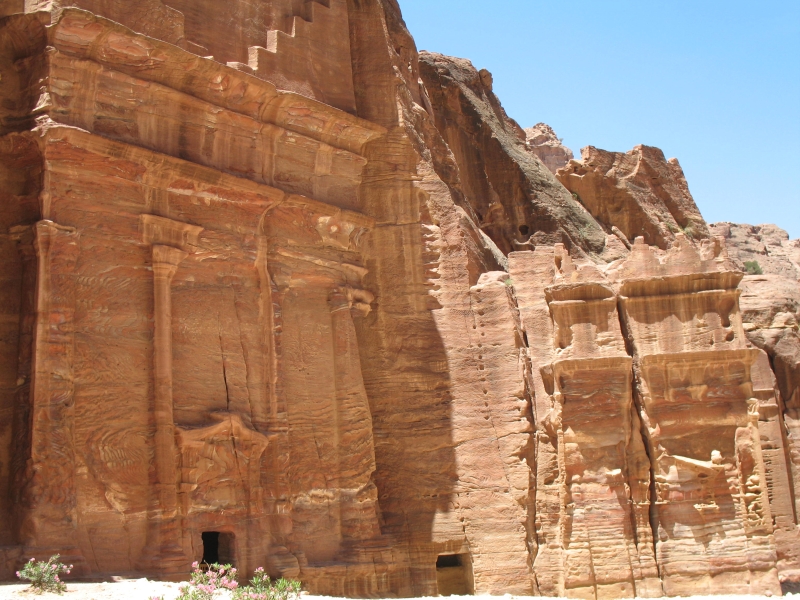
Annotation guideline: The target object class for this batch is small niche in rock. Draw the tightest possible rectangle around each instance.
[436,553,473,595]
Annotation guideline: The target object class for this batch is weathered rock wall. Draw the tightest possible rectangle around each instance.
[348,3,535,593]
[558,145,711,250]
[10,0,358,112]
[418,52,606,258]
[711,222,800,581]
[1,0,798,596]
[524,123,574,175]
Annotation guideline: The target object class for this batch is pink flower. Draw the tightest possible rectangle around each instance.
[192,561,199,569]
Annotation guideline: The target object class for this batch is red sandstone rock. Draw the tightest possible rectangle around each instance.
[524,123,574,175]
[0,1,798,597]
[418,53,607,257]
[557,145,711,250]
[713,222,800,582]
[711,222,800,281]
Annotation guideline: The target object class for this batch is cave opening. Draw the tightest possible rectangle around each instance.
[436,553,473,595]
[201,531,236,567]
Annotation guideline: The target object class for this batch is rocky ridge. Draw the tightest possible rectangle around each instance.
[524,122,574,175]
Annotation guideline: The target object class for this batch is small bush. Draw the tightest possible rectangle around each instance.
[163,563,301,600]
[16,555,73,595]
[744,260,763,275]
[176,563,239,600]
[233,568,301,600]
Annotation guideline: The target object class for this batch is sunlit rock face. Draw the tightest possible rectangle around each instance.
[0,1,798,596]
[524,123,574,175]
[557,145,711,251]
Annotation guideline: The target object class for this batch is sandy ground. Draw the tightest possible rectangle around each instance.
[0,581,798,600]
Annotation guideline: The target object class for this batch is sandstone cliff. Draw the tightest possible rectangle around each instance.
[0,0,798,597]
[711,223,800,581]
[711,223,800,407]
[557,145,711,250]
[524,123,574,175]
[418,52,606,257]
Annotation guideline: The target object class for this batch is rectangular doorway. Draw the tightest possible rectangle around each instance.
[436,553,473,595]
[201,531,236,566]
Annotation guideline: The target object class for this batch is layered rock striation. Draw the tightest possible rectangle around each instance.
[0,0,798,597]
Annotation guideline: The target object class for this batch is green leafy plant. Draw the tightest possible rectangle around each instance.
[233,568,301,600]
[743,260,763,275]
[16,555,72,594]
[152,563,300,600]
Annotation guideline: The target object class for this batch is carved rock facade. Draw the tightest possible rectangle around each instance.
[0,1,798,597]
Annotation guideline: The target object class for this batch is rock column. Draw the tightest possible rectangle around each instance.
[18,221,85,569]
[152,245,187,522]
[328,288,381,544]
[138,215,202,575]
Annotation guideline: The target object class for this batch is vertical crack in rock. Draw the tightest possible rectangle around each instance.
[218,315,232,412]
[617,298,664,590]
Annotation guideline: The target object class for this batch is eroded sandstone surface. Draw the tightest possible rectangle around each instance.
[0,1,798,598]
[524,123,574,175]
[557,145,711,250]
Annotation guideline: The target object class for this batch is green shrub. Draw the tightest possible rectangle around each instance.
[16,555,72,594]
[233,567,301,600]
[743,260,763,275]
[152,563,302,600]
[172,563,240,600]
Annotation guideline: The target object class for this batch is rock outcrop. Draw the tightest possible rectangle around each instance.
[710,223,800,583]
[524,123,574,175]
[557,145,711,250]
[0,0,798,597]
[418,53,606,257]
[711,223,800,280]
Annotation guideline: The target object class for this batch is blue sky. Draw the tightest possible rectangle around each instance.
[399,0,800,239]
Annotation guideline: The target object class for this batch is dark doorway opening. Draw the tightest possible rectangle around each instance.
[784,580,800,595]
[201,532,236,566]
[436,553,473,595]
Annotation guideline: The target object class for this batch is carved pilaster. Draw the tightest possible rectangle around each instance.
[152,245,187,517]
[8,226,36,541]
[18,220,85,569]
[138,216,202,576]
[328,287,381,544]
[255,235,278,429]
